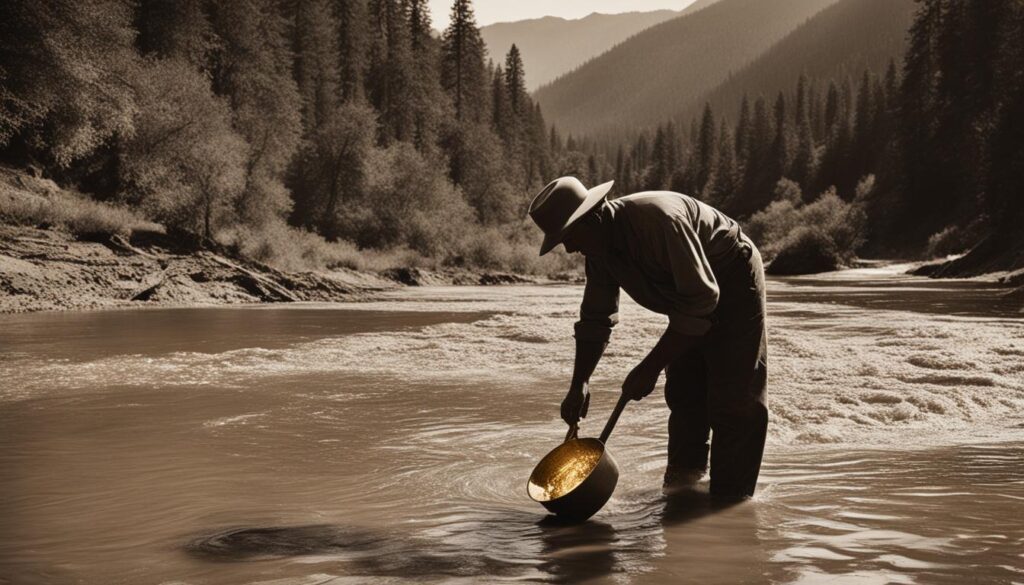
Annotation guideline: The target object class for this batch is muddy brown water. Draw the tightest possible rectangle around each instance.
[1,268,1022,584]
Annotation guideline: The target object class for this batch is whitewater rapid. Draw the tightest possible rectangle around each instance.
[4,272,1022,448]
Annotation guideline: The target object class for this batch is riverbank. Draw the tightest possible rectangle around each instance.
[0,167,548,313]
[0,223,395,313]
[0,223,550,314]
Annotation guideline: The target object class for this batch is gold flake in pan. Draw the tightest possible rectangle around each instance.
[528,439,604,502]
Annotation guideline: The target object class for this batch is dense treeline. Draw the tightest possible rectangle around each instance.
[687,0,914,130]
[0,0,563,271]
[560,0,1024,270]
[896,0,1024,272]
[607,65,899,216]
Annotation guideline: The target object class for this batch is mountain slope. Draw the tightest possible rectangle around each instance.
[480,1,720,92]
[534,0,840,138]
[688,0,916,122]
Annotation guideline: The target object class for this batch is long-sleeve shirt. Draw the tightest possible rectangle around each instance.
[574,191,746,342]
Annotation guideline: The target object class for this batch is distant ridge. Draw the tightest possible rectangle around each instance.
[534,0,840,139]
[480,1,720,92]
[687,0,917,123]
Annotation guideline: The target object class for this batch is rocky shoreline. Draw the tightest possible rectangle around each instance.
[0,224,384,313]
[0,224,551,314]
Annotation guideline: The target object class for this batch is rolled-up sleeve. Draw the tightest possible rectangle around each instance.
[662,218,719,336]
[574,257,620,342]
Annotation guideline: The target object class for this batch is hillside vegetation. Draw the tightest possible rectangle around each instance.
[534,0,839,139]
[685,0,916,123]
[0,0,578,279]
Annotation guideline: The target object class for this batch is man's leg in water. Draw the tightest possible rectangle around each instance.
[664,350,710,487]
[704,244,769,500]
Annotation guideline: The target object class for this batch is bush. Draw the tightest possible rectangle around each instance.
[746,183,867,274]
[0,179,162,237]
[925,225,973,259]
[220,220,434,273]
[744,199,801,259]
[451,222,581,275]
[766,227,842,275]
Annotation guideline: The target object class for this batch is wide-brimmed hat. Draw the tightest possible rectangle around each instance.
[528,177,614,256]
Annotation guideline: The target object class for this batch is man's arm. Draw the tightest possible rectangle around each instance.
[563,257,619,425]
[622,327,702,401]
[622,213,718,401]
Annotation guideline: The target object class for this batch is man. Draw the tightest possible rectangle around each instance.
[528,176,768,501]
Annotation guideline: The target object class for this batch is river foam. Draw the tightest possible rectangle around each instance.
[2,282,1022,447]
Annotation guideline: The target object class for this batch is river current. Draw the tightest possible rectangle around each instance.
[1,265,1022,584]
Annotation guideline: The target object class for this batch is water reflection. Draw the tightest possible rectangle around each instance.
[536,516,619,583]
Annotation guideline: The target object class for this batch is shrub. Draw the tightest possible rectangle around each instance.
[925,225,973,259]
[746,182,867,274]
[451,222,581,275]
[745,199,801,259]
[766,227,842,275]
[0,180,162,237]
[220,220,433,273]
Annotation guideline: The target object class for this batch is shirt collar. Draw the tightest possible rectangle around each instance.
[601,200,624,256]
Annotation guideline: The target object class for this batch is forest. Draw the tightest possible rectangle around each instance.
[1,0,1022,277]
[565,0,1024,275]
[0,0,567,274]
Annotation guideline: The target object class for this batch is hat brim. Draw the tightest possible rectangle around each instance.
[538,181,614,256]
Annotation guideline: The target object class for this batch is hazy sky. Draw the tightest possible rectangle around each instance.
[428,0,699,29]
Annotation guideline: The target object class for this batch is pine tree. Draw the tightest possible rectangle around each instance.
[695,103,717,195]
[709,119,737,208]
[646,125,669,190]
[501,44,531,187]
[491,64,509,140]
[549,126,562,153]
[792,79,816,191]
[504,45,528,117]
[528,102,552,188]
[852,70,874,175]
[736,95,772,217]
[406,0,447,152]
[441,0,488,124]
[336,0,368,103]
[366,0,414,144]
[209,0,302,225]
[735,95,752,175]
[824,81,840,133]
[768,92,791,188]
[291,0,340,131]
[135,0,216,69]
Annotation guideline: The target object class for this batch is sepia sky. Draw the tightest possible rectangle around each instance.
[428,0,699,29]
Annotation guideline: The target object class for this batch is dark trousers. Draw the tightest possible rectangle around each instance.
[664,239,768,498]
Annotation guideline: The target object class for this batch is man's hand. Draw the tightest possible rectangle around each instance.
[561,382,591,425]
[622,360,662,401]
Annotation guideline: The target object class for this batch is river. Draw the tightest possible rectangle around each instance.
[1,265,1022,584]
